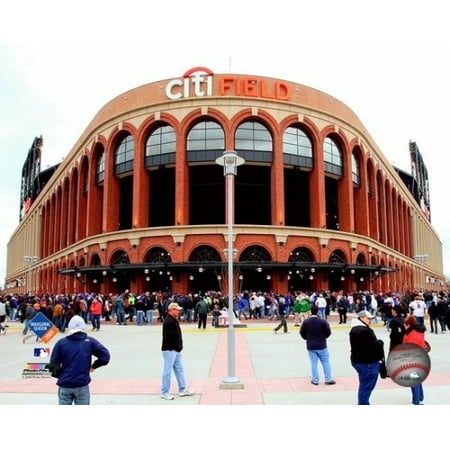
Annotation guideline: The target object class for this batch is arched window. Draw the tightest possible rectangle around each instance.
[145,124,176,166]
[283,126,313,168]
[110,250,130,265]
[288,247,314,263]
[235,120,272,152]
[352,153,361,186]
[328,250,346,265]
[323,137,343,177]
[96,150,105,184]
[189,245,222,263]
[90,253,101,266]
[114,134,134,175]
[186,120,225,162]
[145,247,172,264]
[239,245,271,263]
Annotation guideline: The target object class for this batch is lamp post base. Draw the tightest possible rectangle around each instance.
[220,377,244,390]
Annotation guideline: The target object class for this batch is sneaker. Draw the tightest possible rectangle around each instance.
[160,393,175,400]
[325,380,336,385]
[311,381,319,386]
[178,389,194,397]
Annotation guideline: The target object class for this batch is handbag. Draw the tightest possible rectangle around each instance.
[379,359,388,379]
[377,338,388,379]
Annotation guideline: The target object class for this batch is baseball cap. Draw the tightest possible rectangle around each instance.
[357,310,374,319]
[168,302,182,311]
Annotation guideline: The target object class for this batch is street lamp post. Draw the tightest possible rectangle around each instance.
[216,150,245,389]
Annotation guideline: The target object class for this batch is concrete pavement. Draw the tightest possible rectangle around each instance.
[1,313,450,405]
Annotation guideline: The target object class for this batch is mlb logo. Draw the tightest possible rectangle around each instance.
[34,347,51,357]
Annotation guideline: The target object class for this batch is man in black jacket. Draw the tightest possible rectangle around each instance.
[349,310,384,405]
[389,305,406,351]
[160,302,195,400]
[300,304,336,385]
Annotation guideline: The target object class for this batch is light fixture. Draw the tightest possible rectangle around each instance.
[189,275,194,280]
[311,268,315,273]
[360,277,364,282]
[112,277,117,283]
[257,267,262,273]
[93,279,97,284]
[217,275,222,280]
[350,269,355,274]
[199,267,204,273]
[144,268,149,274]
[216,149,245,389]
[266,275,271,280]
[340,276,345,281]
[309,275,314,280]
[102,270,107,276]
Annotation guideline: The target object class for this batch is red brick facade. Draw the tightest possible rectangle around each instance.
[6,68,445,296]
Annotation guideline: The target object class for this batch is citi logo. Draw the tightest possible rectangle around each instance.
[165,67,213,100]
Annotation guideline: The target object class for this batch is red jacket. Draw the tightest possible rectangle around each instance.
[403,325,426,350]
[90,299,103,315]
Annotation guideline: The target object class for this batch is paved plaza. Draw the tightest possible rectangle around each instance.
[1,313,450,406]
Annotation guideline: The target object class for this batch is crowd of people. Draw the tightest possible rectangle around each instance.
[0,288,449,333]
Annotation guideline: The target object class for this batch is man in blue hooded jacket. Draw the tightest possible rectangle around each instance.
[48,315,110,405]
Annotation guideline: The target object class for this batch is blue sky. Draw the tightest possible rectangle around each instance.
[1,1,450,287]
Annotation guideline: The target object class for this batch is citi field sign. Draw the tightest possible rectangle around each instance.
[165,67,292,101]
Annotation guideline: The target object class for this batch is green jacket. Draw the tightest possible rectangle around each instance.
[195,299,209,314]
[299,298,311,313]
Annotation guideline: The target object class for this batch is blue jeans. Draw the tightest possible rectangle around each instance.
[146,309,153,325]
[307,348,333,383]
[161,350,187,395]
[370,308,378,323]
[352,361,380,405]
[10,308,17,321]
[22,319,31,335]
[184,308,193,323]
[136,310,144,325]
[91,314,101,330]
[411,383,424,405]
[58,385,90,405]
[116,310,125,324]
[318,307,326,319]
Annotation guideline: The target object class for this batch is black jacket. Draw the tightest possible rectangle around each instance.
[389,315,405,351]
[349,318,383,364]
[161,313,183,352]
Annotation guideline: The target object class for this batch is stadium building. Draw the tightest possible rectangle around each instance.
[4,67,446,296]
